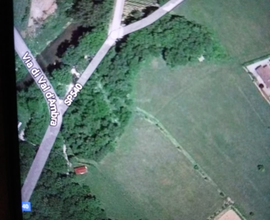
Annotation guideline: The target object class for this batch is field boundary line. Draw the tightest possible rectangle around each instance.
[236,84,266,126]
[135,106,230,199]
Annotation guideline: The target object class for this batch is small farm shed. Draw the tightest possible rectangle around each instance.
[74,166,88,175]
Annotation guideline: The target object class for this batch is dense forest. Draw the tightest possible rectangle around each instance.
[17,7,226,220]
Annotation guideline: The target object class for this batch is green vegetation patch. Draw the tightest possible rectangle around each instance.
[13,0,31,30]
[19,141,36,184]
[24,6,71,56]
[15,53,29,82]
[25,0,113,56]
[49,64,73,98]
[67,0,113,28]
[17,84,50,144]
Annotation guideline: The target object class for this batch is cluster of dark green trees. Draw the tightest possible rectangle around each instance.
[15,54,29,83]
[17,84,49,144]
[54,0,113,30]
[65,0,113,28]
[18,10,225,220]
[48,64,73,97]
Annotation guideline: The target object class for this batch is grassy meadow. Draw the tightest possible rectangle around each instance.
[74,116,225,220]
[133,59,270,219]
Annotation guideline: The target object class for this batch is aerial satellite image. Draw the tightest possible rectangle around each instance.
[14,0,270,219]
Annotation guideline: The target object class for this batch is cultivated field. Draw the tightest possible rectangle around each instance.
[74,115,225,220]
[174,0,270,63]
[132,58,270,220]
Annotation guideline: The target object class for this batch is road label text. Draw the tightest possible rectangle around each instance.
[64,83,82,106]
[22,51,59,126]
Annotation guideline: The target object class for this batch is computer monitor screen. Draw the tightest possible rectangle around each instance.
[14,0,270,219]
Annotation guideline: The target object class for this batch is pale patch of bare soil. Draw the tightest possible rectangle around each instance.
[27,0,57,35]
[215,209,242,220]
[151,57,159,69]
[160,178,171,185]
[123,0,159,19]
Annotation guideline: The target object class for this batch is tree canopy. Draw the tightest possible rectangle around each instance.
[66,0,113,28]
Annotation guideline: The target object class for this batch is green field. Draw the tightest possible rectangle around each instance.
[74,0,270,219]
[174,0,270,62]
[74,115,225,220]
[133,59,270,219]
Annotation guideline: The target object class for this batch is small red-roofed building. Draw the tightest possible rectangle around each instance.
[74,166,88,175]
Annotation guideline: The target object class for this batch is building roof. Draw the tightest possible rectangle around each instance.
[256,64,270,88]
[74,166,88,175]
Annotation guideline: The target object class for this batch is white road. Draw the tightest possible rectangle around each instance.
[108,0,126,36]
[17,0,185,202]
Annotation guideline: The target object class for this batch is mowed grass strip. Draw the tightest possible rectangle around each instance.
[134,59,270,220]
[75,116,224,220]
[174,0,270,62]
